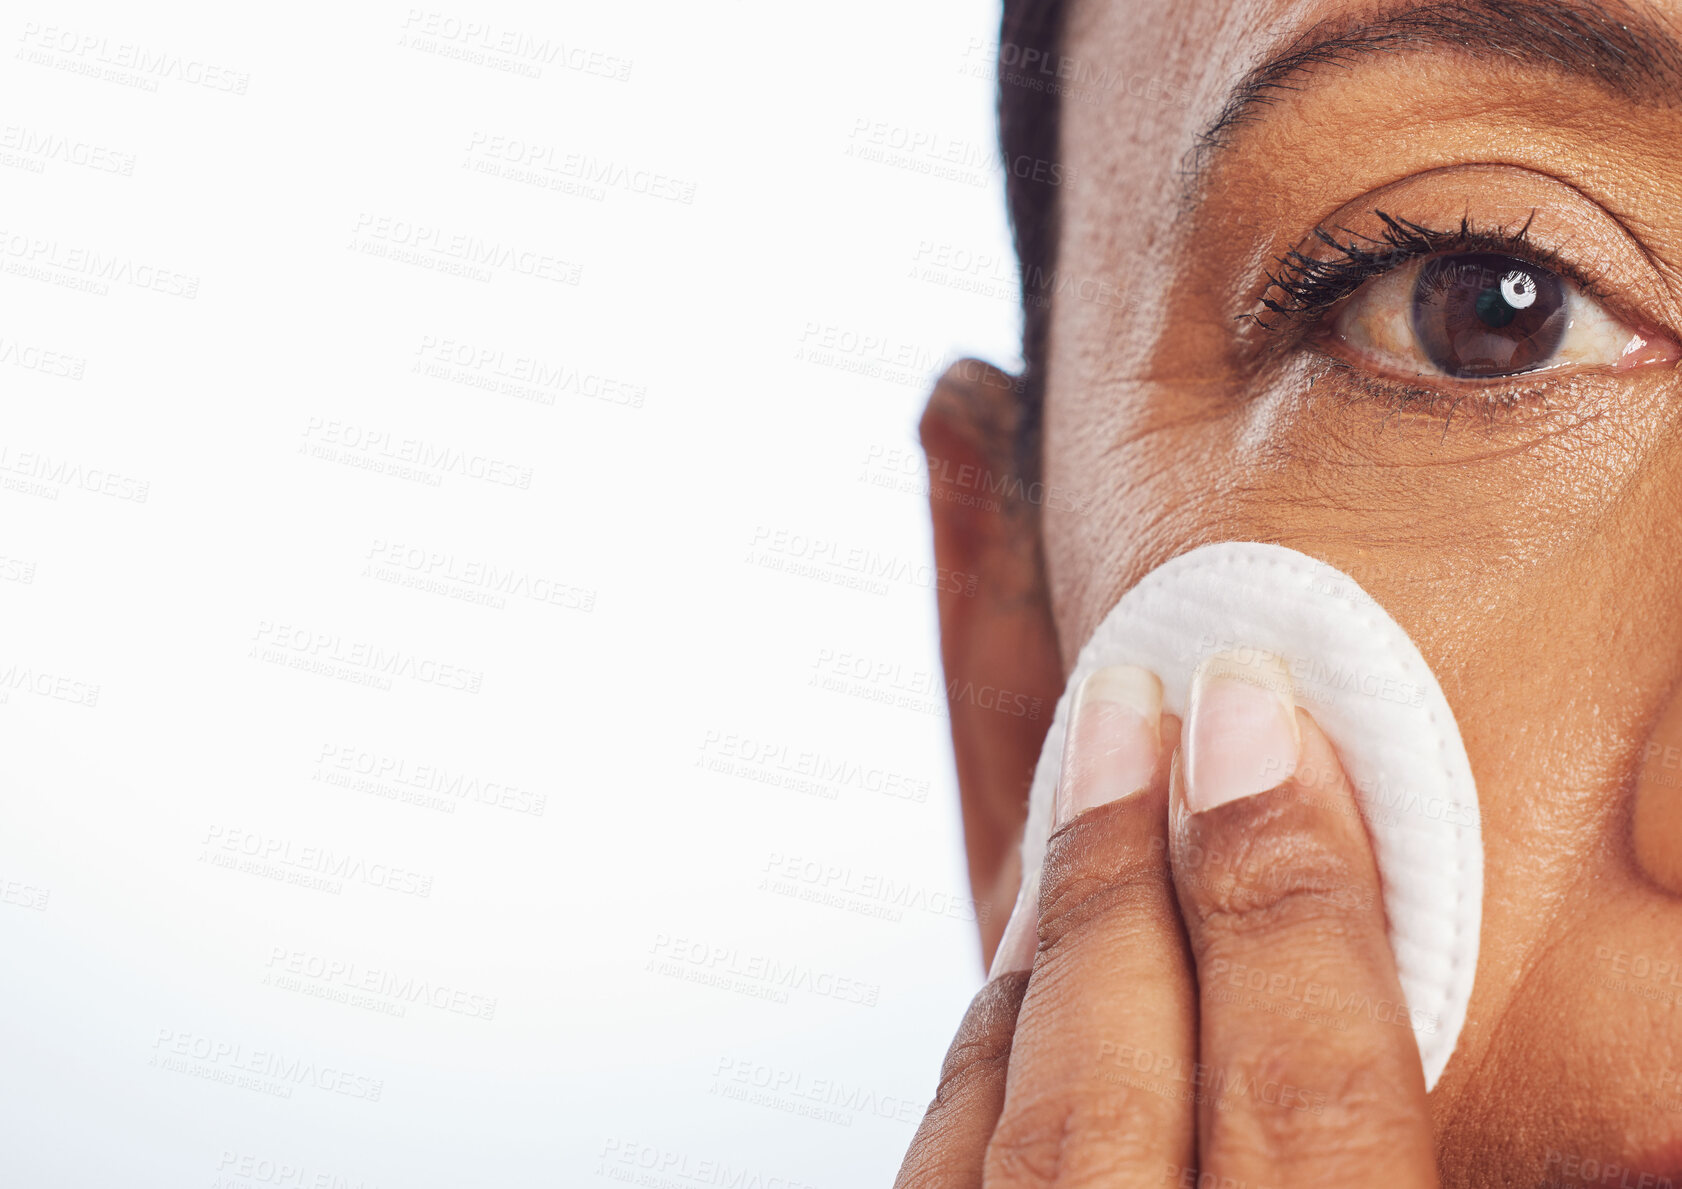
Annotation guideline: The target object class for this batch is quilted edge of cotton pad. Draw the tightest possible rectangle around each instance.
[1017,541,1482,1091]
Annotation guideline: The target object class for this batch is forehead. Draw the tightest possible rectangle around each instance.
[1058,0,1682,198]
[1057,0,1285,185]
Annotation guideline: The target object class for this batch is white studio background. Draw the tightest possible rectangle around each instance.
[0,2,1024,1186]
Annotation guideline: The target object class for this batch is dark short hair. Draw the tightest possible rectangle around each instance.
[998,0,1067,486]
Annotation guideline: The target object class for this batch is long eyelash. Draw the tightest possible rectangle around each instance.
[1245,208,1579,332]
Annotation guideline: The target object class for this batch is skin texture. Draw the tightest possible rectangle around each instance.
[911,0,1682,1184]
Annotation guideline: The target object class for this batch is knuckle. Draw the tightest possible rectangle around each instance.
[897,978,1027,1188]
[931,977,1023,1108]
[983,1108,1071,1187]
[1182,820,1370,950]
[985,1089,1170,1187]
[1196,877,1362,956]
[931,1028,1012,1111]
[1036,807,1172,961]
[1037,870,1166,962]
[1209,1037,1405,1167]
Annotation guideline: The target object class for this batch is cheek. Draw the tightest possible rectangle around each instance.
[1635,689,1682,895]
[1042,366,1682,1126]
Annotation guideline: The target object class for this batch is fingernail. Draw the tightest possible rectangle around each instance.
[1054,665,1163,826]
[988,870,1040,979]
[1184,649,1300,813]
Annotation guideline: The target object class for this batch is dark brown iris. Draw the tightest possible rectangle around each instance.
[1410,253,1567,377]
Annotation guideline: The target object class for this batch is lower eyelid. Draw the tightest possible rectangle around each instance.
[1327,259,1673,381]
[1607,331,1682,371]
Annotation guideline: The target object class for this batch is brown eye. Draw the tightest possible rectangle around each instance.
[1326,235,1673,385]
[1411,254,1566,377]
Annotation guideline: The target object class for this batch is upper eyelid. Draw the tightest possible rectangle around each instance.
[1243,158,1682,338]
[1245,211,1661,346]
[1255,212,1579,324]
[1511,161,1682,311]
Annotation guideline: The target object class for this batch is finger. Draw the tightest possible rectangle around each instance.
[894,970,1029,1189]
[984,666,1199,1188]
[1169,650,1438,1188]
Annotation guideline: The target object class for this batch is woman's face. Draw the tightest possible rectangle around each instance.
[1037,0,1682,1179]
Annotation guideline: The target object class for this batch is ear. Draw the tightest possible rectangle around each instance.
[921,358,1065,968]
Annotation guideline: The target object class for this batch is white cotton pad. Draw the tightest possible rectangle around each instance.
[1021,541,1481,1090]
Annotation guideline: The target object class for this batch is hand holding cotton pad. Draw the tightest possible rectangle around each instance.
[1020,541,1482,1090]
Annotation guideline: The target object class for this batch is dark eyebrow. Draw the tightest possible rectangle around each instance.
[1182,0,1682,199]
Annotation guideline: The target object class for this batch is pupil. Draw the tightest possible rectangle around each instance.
[1474,285,1518,329]
[1410,253,1567,378]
